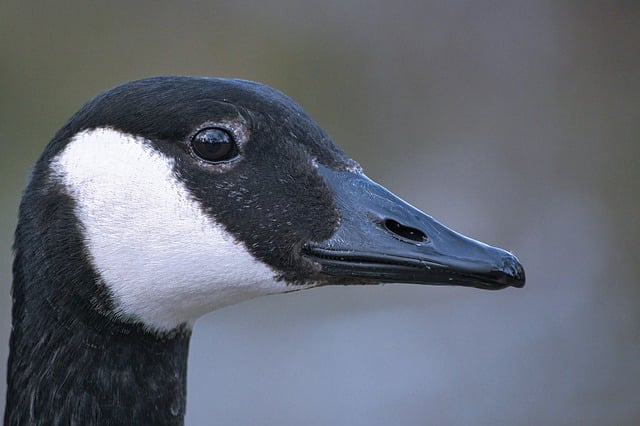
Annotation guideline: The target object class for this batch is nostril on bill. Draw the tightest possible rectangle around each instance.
[383,219,428,243]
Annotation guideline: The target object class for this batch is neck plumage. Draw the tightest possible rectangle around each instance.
[5,178,192,425]
[5,305,191,425]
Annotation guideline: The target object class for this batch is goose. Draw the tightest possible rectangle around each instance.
[4,76,525,425]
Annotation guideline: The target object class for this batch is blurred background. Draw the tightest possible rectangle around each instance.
[1,1,638,424]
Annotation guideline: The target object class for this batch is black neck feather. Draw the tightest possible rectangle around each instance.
[5,175,192,425]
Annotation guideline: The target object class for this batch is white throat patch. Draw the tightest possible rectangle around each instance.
[51,128,295,332]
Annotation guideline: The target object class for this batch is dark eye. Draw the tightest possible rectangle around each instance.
[191,128,238,163]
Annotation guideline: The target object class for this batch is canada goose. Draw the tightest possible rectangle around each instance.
[5,76,524,425]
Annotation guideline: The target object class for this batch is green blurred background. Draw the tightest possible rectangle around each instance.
[1,1,638,424]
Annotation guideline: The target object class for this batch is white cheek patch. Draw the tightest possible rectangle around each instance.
[51,128,301,332]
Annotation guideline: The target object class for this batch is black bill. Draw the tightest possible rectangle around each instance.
[303,166,525,290]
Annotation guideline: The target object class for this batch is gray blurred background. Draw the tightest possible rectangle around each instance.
[1,1,638,425]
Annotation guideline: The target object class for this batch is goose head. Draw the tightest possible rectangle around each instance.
[23,76,524,333]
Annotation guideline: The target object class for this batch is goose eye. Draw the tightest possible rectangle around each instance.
[191,128,238,162]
